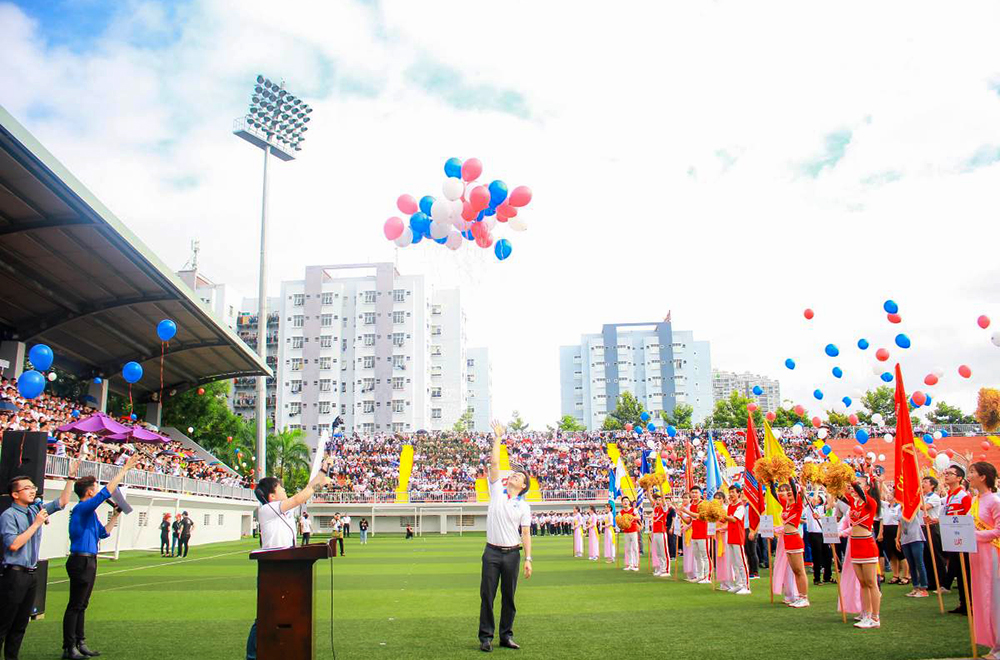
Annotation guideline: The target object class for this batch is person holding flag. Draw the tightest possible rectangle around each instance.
[742,414,764,581]
[681,487,711,583]
[644,488,671,577]
[617,496,641,571]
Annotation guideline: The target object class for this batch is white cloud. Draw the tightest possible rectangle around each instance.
[2,0,999,428]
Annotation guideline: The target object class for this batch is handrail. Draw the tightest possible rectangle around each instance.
[312,489,607,504]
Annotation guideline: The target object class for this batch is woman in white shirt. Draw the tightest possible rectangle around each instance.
[878,489,908,585]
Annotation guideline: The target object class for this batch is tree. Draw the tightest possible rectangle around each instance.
[452,410,475,434]
[268,427,310,487]
[161,380,245,456]
[858,386,896,425]
[706,392,763,428]
[826,410,852,426]
[508,411,529,432]
[601,415,623,431]
[975,388,1000,432]
[927,400,977,426]
[605,391,647,430]
[557,414,587,433]
[661,403,694,429]
[772,406,811,428]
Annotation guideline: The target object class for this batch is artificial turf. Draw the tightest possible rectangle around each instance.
[15,533,973,660]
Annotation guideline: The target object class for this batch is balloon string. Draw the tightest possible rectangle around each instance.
[129,384,133,415]
[159,341,166,408]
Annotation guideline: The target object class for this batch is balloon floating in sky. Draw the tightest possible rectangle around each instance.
[765,411,776,422]
[848,413,859,425]
[813,389,824,400]
[958,364,972,378]
[912,391,927,406]
[856,429,869,444]
[857,338,869,350]
[803,308,814,320]
[385,158,531,260]
[880,372,893,383]
[978,315,991,329]
[832,367,843,379]
[842,396,852,408]
[753,385,763,396]
[785,358,796,370]
[883,300,898,314]
[887,313,902,324]
[666,425,677,438]
[876,348,890,362]
[894,334,911,349]
[824,344,839,357]
[793,405,805,416]
[924,373,938,386]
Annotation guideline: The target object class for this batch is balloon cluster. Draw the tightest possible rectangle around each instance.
[19,344,56,400]
[383,158,532,261]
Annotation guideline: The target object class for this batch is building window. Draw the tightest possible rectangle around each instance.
[321,314,333,327]
[290,402,301,416]
[319,401,331,414]
[291,336,304,349]
[320,335,332,348]
[467,358,475,368]
[363,334,376,347]
[293,315,304,328]
[342,338,347,351]
[431,408,442,419]
[291,358,303,372]
[319,357,332,370]
[363,291,376,304]
[392,333,405,347]
[392,377,405,391]
[218,514,224,526]
[290,380,302,394]
[363,312,375,325]
[431,305,442,315]
[319,379,332,392]
[466,406,475,415]
[392,400,405,413]
[467,373,476,382]
[362,423,375,433]
[362,356,375,369]
[392,422,405,432]
[430,345,442,357]
[392,311,405,324]
[393,289,405,303]
[362,378,375,392]
[431,387,442,398]
[293,294,304,307]
[431,325,442,336]
[321,292,334,305]
[362,400,375,413]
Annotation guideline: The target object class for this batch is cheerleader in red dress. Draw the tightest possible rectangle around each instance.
[845,478,882,629]
[775,479,810,608]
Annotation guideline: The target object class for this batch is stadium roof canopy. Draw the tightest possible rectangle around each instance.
[0,105,271,401]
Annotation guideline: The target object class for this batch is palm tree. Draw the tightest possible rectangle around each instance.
[268,427,311,485]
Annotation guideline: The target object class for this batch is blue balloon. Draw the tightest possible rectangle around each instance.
[476,210,485,221]
[444,157,462,178]
[832,367,843,379]
[93,377,102,384]
[484,207,496,217]
[894,333,911,349]
[924,394,932,407]
[488,180,508,207]
[909,396,917,408]
[640,411,650,422]
[813,389,824,400]
[880,372,893,383]
[923,433,933,444]
[411,231,423,245]
[419,196,435,216]
[494,239,512,261]
[130,413,137,421]
[785,358,796,370]
[646,423,656,432]
[17,370,45,399]
[843,396,852,408]
[28,344,54,371]
[157,319,177,342]
[667,425,677,438]
[856,429,870,444]
[751,385,762,396]
[122,361,143,384]
[941,429,949,438]
[883,299,898,314]
[821,445,832,456]
[409,212,430,239]
[461,230,474,241]
[824,344,839,357]
[434,236,448,244]
[72,410,80,418]
[857,338,869,350]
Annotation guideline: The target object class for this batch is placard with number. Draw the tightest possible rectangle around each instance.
[821,516,840,545]
[940,515,977,553]
[758,517,774,539]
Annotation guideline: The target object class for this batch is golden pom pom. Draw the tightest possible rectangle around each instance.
[769,455,795,485]
[801,463,822,485]
[820,462,856,498]
[753,459,774,485]
[615,513,635,529]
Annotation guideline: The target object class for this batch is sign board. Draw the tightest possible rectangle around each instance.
[821,516,840,545]
[758,516,774,539]
[940,515,977,553]
[707,523,716,535]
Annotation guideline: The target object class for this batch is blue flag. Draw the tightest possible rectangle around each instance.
[705,431,724,498]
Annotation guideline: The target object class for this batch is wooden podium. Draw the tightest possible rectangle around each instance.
[250,540,336,659]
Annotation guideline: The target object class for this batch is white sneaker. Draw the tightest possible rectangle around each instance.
[789,598,811,608]
[658,572,672,578]
[854,614,865,622]
[727,586,742,593]
[653,571,663,577]
[717,585,731,591]
[734,588,752,595]
[854,616,880,629]
[685,577,698,583]
[697,578,711,584]
[749,575,761,580]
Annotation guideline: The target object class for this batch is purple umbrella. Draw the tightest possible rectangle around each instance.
[57,412,129,435]
[101,426,170,444]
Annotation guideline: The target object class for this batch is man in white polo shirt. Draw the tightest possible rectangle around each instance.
[479,421,532,653]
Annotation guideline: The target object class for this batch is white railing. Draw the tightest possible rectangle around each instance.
[45,455,254,501]
[312,489,608,504]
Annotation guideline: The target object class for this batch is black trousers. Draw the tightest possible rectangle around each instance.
[160,535,170,555]
[924,524,946,590]
[744,530,759,576]
[336,536,345,554]
[302,533,311,545]
[63,555,97,649]
[667,532,678,560]
[808,532,832,582]
[944,551,971,609]
[343,524,350,538]
[0,568,38,660]
[479,545,520,644]
[178,536,191,558]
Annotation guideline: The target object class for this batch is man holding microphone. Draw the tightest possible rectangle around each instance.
[0,460,78,660]
[478,421,532,653]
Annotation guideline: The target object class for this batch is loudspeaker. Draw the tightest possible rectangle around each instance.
[0,431,47,517]
[31,560,48,617]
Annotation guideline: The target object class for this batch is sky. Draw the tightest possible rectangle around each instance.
[2,0,1000,429]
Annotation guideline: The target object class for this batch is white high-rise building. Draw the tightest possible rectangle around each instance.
[559,320,713,430]
[712,370,781,413]
[465,348,493,432]
[176,269,243,330]
[274,263,487,451]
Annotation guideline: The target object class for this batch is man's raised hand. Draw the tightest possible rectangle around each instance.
[491,420,506,439]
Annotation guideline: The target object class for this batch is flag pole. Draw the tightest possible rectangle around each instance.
[767,540,774,605]
[916,455,946,614]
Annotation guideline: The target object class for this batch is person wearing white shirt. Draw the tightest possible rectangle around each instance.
[342,514,352,538]
[805,494,831,585]
[299,513,312,545]
[920,475,947,593]
[479,421,531,653]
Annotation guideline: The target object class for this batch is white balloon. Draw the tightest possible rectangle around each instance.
[696,450,706,459]
[450,199,464,220]
[773,429,783,440]
[442,178,464,201]
[792,424,804,437]
[187,426,194,433]
[878,453,886,462]
[871,364,883,376]
[932,368,944,378]
[992,331,1000,347]
[934,453,950,471]
[445,231,462,250]
[508,217,528,231]
[883,433,894,443]
[430,221,449,240]
[932,430,943,440]
[692,438,702,446]
[832,401,846,413]
[484,216,497,231]
[871,413,884,425]
[867,451,877,461]
[430,199,451,223]
[47,372,57,382]
[394,227,413,247]
[818,428,829,440]
[646,439,656,450]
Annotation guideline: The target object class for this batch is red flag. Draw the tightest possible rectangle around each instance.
[742,414,764,531]
[893,363,922,521]
[685,440,695,493]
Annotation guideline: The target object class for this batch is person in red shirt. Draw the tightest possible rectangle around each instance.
[846,477,882,629]
[776,480,810,608]
[645,490,671,577]
[724,486,751,594]
[943,464,973,615]
[680,487,710,583]
[618,496,641,571]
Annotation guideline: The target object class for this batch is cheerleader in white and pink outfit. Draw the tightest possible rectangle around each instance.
[602,505,616,563]
[587,506,600,561]
[572,507,584,557]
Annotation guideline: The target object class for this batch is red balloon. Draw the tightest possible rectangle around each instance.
[876,348,890,362]
[660,450,670,459]
[396,194,418,215]
[461,158,483,182]
[803,308,814,320]
[496,203,516,220]
[958,364,972,379]
[978,315,991,329]
[979,453,988,461]
[848,413,859,425]
[625,423,633,432]
[475,233,494,249]
[197,387,205,396]
[508,185,532,207]
[927,447,938,458]
[982,440,992,451]
[945,448,955,458]
[461,199,477,221]
[812,416,822,428]
[912,391,926,406]
[853,445,864,455]
[747,403,758,413]
[924,373,938,386]
[793,405,805,416]
[765,411,776,422]
[887,313,902,324]
[470,185,490,211]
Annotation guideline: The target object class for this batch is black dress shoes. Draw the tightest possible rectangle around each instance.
[62,647,87,660]
[77,643,101,657]
[480,641,493,652]
[949,606,967,615]
[500,639,521,649]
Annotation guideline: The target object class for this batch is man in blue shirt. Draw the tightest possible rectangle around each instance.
[0,460,77,660]
[62,452,140,660]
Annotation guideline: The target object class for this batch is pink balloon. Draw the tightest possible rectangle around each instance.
[958,364,972,378]
[383,216,404,240]
[397,194,418,215]
[811,416,822,428]
[848,413,859,425]
[496,203,517,220]
[876,348,890,362]
[927,447,938,458]
[746,403,758,413]
[470,186,491,211]
[508,185,532,207]
[765,411,776,422]
[912,390,926,406]
[461,158,483,182]
[978,315,991,329]
[924,373,938,386]
[461,199,477,221]
[981,440,991,451]
[853,445,864,456]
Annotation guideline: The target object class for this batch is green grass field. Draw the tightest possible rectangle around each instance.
[16,533,974,660]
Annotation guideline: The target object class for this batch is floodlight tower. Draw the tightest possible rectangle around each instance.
[233,74,313,481]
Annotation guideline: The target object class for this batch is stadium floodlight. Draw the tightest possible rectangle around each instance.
[232,74,314,481]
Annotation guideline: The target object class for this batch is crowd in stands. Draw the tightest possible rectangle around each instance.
[323,433,403,495]
[0,377,248,489]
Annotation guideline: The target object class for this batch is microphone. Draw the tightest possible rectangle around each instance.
[34,498,50,524]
